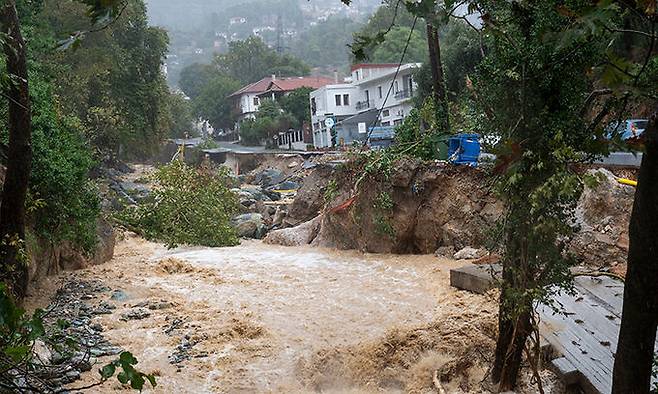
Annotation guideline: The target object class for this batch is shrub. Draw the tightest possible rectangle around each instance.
[119,161,240,248]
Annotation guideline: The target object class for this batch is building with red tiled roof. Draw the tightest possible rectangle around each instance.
[230,75,333,124]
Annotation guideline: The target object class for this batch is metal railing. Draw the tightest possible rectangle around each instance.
[394,89,411,99]
[355,100,370,110]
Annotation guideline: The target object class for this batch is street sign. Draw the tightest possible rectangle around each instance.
[324,117,335,129]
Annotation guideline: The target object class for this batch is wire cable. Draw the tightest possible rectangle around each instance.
[363,14,419,147]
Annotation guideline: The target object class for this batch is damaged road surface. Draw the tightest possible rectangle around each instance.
[28,234,529,393]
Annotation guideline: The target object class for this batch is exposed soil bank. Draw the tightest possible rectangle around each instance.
[268,157,635,271]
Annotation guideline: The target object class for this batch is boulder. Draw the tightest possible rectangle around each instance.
[453,247,488,260]
[254,168,285,187]
[232,213,267,239]
[264,216,322,246]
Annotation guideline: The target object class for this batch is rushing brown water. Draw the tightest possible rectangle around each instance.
[30,235,535,393]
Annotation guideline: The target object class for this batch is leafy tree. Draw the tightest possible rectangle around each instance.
[214,36,310,84]
[35,0,171,159]
[193,74,242,132]
[370,26,428,63]
[239,99,296,146]
[166,92,195,139]
[291,17,363,69]
[556,2,658,392]
[280,87,313,126]
[179,63,217,99]
[119,160,240,248]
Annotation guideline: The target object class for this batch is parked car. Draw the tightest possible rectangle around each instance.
[606,119,648,141]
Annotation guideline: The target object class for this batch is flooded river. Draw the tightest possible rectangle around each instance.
[30,235,504,393]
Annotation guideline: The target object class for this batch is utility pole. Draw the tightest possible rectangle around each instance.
[276,14,284,54]
[425,20,450,132]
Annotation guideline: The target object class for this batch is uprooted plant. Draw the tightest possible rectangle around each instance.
[117,160,240,248]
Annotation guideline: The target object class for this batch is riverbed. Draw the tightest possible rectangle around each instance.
[26,234,559,393]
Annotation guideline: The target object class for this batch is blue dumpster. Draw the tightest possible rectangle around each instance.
[448,133,480,166]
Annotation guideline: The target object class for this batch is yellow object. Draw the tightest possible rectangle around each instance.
[618,178,638,187]
[273,189,298,194]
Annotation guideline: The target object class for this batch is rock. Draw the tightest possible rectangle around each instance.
[288,161,299,168]
[120,308,151,321]
[33,339,52,364]
[240,185,270,201]
[453,247,488,260]
[272,208,287,227]
[271,180,300,191]
[110,289,129,301]
[119,181,150,201]
[264,216,322,246]
[302,160,317,170]
[434,246,455,258]
[254,169,285,187]
[232,213,266,239]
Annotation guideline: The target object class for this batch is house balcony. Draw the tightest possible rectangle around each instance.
[355,100,370,111]
[394,89,411,100]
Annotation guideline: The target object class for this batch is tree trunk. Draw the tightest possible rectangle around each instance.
[492,224,533,391]
[492,270,532,390]
[0,0,33,300]
[425,21,450,132]
[612,110,658,394]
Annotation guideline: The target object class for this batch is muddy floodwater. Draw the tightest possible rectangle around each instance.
[29,235,504,393]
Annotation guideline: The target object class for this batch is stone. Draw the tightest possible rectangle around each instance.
[232,213,266,239]
[271,180,300,191]
[453,247,488,260]
[120,308,151,321]
[434,246,455,258]
[110,289,129,301]
[33,339,52,364]
[264,216,322,246]
[254,169,285,187]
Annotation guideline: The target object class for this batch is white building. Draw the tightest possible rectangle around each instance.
[310,63,421,149]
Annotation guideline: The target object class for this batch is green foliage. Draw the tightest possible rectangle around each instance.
[119,161,240,248]
[179,63,218,99]
[0,284,155,390]
[196,138,219,150]
[323,180,339,206]
[99,351,156,390]
[373,215,396,238]
[394,97,449,160]
[193,74,241,131]
[373,191,394,211]
[370,26,428,63]
[652,353,658,393]
[280,87,313,127]
[214,36,310,85]
[472,0,609,315]
[291,17,363,69]
[166,92,195,139]
[32,0,172,159]
[239,99,297,146]
[0,75,101,253]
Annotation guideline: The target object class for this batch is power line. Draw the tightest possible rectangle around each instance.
[363,14,419,146]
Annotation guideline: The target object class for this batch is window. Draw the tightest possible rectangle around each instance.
[335,94,342,106]
[378,86,382,99]
[365,90,370,102]
[382,109,390,117]
[253,97,260,106]
[381,121,391,126]
[394,81,399,93]
[311,98,317,115]
[343,94,350,106]
[394,119,403,126]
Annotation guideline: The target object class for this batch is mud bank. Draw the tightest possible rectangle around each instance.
[26,234,563,393]
[267,157,635,270]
